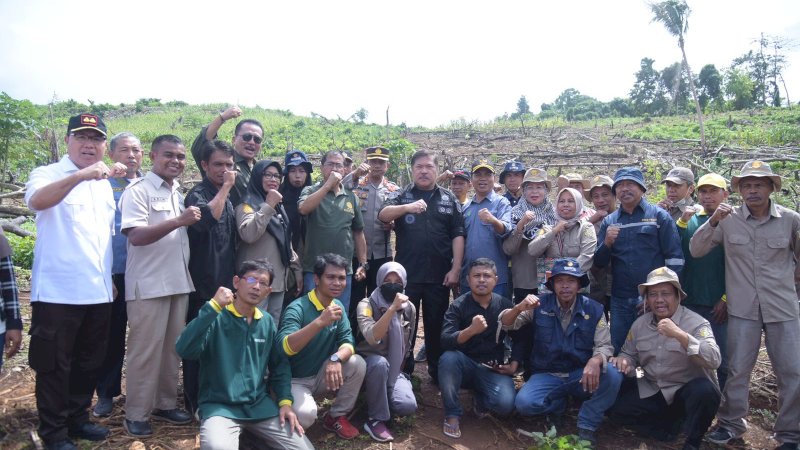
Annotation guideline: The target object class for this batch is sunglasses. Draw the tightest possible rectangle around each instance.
[240,133,263,144]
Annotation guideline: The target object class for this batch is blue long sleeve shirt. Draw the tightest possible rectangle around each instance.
[594,198,684,298]
[461,191,512,285]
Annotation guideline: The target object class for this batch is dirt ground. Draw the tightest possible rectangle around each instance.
[0,292,781,450]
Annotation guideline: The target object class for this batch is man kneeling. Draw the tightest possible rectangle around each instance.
[501,258,621,446]
[176,260,313,450]
[609,267,721,450]
[277,253,366,439]
[439,258,518,439]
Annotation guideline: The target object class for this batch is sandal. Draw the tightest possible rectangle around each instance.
[443,417,461,438]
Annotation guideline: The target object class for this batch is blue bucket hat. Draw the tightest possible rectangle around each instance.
[283,150,313,175]
[545,258,589,290]
[611,167,647,195]
[499,161,526,184]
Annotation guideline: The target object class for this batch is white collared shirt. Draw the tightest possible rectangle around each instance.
[25,156,115,304]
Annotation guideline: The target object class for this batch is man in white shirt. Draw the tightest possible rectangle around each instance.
[25,113,127,450]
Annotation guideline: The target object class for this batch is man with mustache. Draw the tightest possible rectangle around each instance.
[691,161,800,450]
[502,258,621,447]
[191,106,264,206]
[594,167,684,353]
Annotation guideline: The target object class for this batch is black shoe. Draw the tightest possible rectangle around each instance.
[706,427,736,445]
[151,408,192,424]
[123,419,153,437]
[578,428,596,446]
[45,439,77,450]
[67,422,110,441]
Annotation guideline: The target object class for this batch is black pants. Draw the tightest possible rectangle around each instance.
[403,282,450,382]
[182,292,206,416]
[95,274,127,399]
[29,302,111,444]
[609,377,720,447]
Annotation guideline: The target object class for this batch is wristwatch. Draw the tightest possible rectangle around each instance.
[359,261,369,271]
[329,353,341,363]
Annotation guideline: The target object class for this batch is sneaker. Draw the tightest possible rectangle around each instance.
[472,396,490,419]
[706,427,737,445]
[414,345,427,362]
[578,428,596,446]
[323,413,359,439]
[92,397,113,417]
[363,420,394,442]
[123,419,153,438]
[151,408,192,425]
[67,422,110,441]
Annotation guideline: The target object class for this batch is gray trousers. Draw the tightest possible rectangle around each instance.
[718,314,800,444]
[363,354,417,421]
[258,291,286,326]
[125,294,188,421]
[291,355,366,429]
[200,415,314,450]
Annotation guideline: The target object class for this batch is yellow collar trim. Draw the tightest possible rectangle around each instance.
[225,303,263,320]
[308,290,325,312]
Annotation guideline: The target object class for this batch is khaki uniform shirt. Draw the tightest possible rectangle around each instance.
[689,201,800,322]
[618,306,720,404]
[345,174,400,260]
[527,220,597,272]
[355,298,416,358]
[120,171,194,300]
[502,231,538,290]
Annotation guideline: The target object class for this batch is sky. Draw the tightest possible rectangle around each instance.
[1,0,799,127]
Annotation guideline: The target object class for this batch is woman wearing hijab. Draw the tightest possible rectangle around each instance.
[236,160,303,324]
[528,187,597,292]
[502,168,557,303]
[279,150,313,260]
[356,262,417,442]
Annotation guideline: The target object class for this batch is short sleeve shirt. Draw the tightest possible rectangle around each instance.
[383,185,466,284]
[120,171,194,300]
[25,156,115,304]
[299,182,364,274]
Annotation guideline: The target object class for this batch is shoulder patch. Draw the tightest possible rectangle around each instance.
[363,306,373,318]
[626,329,634,341]
[242,204,254,214]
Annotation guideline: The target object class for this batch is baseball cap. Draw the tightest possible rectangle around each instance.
[661,167,695,185]
[67,113,107,137]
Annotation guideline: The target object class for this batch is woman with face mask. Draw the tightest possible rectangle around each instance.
[236,160,303,324]
[356,262,418,442]
[527,187,598,292]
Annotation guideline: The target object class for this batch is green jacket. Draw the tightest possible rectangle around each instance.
[176,300,292,421]
[678,212,726,307]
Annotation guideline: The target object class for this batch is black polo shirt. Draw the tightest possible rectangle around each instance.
[185,178,237,300]
[382,184,465,284]
[441,292,512,364]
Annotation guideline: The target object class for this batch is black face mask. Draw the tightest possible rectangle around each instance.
[379,282,404,301]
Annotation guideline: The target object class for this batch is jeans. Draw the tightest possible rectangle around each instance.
[438,350,516,418]
[610,296,641,354]
[303,272,352,312]
[684,304,728,389]
[515,363,623,431]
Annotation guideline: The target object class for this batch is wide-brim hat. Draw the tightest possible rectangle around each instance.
[584,175,614,197]
[731,160,782,192]
[637,267,687,300]
[612,167,647,195]
[545,258,589,290]
[522,168,551,190]
[563,173,590,190]
[499,161,526,184]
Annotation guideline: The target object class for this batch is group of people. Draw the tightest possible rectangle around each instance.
[9,109,800,450]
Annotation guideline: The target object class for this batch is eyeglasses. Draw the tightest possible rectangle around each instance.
[70,133,106,143]
[324,162,344,169]
[262,172,281,180]
[240,133,263,144]
[244,276,269,287]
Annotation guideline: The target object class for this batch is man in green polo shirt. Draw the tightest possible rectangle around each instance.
[176,260,313,450]
[298,150,367,312]
[277,253,366,440]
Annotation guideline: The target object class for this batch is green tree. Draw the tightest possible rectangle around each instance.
[0,92,41,181]
[725,68,755,110]
[630,58,668,116]
[697,64,723,110]
[649,0,706,150]
[516,95,530,116]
